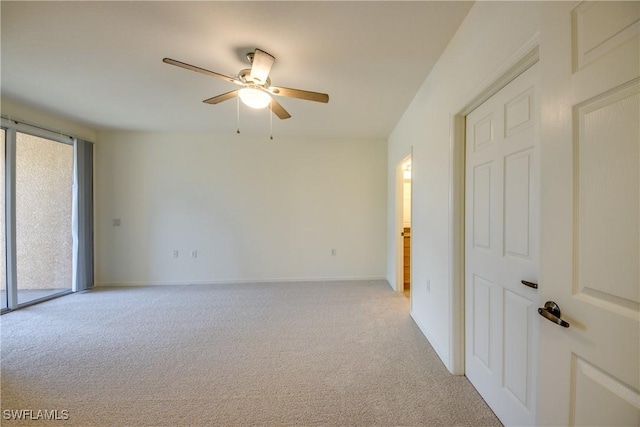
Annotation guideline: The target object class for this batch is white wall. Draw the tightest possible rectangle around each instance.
[387,1,542,369]
[96,131,387,286]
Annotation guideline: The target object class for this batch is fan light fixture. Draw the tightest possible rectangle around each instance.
[238,87,271,109]
[163,49,329,121]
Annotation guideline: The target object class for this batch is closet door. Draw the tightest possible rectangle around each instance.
[538,2,640,425]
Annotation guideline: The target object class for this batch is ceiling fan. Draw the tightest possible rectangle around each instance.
[163,49,329,120]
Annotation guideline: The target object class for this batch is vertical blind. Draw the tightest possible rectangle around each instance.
[72,139,94,291]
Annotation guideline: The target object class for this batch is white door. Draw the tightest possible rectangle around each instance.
[465,62,540,426]
[538,1,640,425]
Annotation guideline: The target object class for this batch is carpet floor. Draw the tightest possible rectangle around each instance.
[1,280,501,426]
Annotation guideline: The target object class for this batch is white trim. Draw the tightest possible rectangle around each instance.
[453,36,541,117]
[448,114,466,375]
[447,32,541,375]
[96,276,388,287]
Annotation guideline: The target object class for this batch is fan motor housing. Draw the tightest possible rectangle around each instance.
[238,68,271,88]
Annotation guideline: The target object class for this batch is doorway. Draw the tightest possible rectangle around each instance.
[401,158,411,297]
[396,154,412,297]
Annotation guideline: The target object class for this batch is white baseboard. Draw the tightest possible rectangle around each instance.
[96,276,388,287]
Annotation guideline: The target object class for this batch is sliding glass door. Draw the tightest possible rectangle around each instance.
[16,132,73,304]
[1,124,82,312]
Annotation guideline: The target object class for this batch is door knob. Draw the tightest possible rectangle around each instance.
[538,301,570,328]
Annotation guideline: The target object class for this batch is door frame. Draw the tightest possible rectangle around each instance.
[395,151,412,295]
[447,33,540,375]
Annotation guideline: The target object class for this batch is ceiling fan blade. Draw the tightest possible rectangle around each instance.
[203,90,239,105]
[163,58,238,84]
[270,86,329,103]
[270,97,291,120]
[249,49,275,85]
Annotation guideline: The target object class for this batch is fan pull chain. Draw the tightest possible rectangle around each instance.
[236,96,240,134]
[269,100,274,140]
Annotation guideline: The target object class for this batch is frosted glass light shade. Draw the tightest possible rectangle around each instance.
[238,88,271,109]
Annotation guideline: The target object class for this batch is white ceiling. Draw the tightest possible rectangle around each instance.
[1,1,473,139]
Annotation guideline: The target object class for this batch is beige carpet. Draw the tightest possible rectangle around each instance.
[1,280,501,426]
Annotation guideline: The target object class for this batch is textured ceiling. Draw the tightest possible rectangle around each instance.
[1,1,473,139]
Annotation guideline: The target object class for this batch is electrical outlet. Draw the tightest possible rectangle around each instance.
[191,250,197,258]
[173,250,179,258]
[331,248,337,256]
[113,218,121,227]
